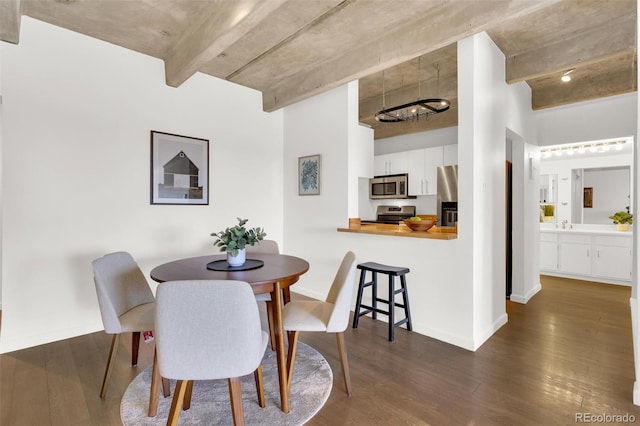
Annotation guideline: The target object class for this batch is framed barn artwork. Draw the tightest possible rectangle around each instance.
[150,131,209,205]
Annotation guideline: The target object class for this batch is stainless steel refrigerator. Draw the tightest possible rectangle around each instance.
[436,165,458,227]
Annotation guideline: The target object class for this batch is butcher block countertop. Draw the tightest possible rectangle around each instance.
[337,218,457,240]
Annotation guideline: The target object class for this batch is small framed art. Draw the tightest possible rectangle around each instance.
[150,131,209,205]
[583,187,593,208]
[298,154,321,196]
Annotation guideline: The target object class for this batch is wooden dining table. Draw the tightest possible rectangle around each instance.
[149,252,310,414]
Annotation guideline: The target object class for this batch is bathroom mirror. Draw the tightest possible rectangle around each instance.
[539,137,633,226]
[539,174,557,223]
[571,166,631,224]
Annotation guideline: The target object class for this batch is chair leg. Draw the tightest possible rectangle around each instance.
[163,378,170,398]
[131,332,141,366]
[254,365,266,408]
[183,380,194,410]
[100,334,120,398]
[148,349,161,416]
[286,330,300,393]
[148,349,172,417]
[335,332,352,396]
[167,380,188,426]
[265,301,276,351]
[228,377,245,426]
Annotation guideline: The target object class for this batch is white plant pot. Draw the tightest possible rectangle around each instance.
[227,248,246,266]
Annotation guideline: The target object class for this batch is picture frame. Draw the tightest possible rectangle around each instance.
[583,187,593,208]
[298,154,321,196]
[150,131,209,205]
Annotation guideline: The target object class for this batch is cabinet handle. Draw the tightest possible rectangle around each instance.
[597,250,599,258]
[421,180,424,194]
[587,250,590,257]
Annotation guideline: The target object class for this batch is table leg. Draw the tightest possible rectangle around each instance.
[271,282,289,413]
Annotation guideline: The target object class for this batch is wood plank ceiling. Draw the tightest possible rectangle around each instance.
[2,0,636,140]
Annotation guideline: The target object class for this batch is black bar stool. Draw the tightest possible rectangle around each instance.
[352,261,412,341]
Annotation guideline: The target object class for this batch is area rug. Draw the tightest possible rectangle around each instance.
[121,342,332,425]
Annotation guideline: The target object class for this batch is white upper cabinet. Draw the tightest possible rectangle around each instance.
[443,144,458,166]
[374,151,409,176]
[375,146,446,195]
[423,146,443,195]
[405,146,443,196]
[407,149,426,195]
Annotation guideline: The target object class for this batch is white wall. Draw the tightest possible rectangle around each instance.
[536,92,637,146]
[631,0,639,405]
[511,139,542,304]
[0,42,4,309]
[283,81,476,349]
[457,32,509,348]
[374,126,457,155]
[348,82,374,217]
[0,18,284,353]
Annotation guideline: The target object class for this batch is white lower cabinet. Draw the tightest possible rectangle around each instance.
[539,233,558,271]
[559,242,591,275]
[540,231,632,285]
[593,236,632,281]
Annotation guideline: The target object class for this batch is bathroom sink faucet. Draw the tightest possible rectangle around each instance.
[561,219,568,229]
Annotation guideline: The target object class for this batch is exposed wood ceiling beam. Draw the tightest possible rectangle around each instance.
[0,0,21,44]
[260,0,560,112]
[532,50,637,109]
[198,0,347,81]
[164,0,289,88]
[506,15,636,83]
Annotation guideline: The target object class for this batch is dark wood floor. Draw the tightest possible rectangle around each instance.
[2,276,640,425]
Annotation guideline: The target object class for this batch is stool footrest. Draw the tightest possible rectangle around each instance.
[394,318,410,328]
[356,304,390,317]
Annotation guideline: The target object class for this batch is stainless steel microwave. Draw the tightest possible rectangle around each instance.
[369,174,409,199]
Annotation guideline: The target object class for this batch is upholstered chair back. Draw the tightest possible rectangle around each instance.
[92,251,155,334]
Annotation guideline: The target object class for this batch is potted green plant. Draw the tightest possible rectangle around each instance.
[211,218,266,266]
[609,211,633,232]
[543,204,555,222]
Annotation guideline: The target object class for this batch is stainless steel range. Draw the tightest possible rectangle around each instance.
[361,205,416,225]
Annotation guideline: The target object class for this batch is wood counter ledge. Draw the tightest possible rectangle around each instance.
[338,219,457,240]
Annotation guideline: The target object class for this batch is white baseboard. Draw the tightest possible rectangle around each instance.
[510,283,542,304]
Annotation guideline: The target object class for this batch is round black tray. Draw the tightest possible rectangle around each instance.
[206,259,264,271]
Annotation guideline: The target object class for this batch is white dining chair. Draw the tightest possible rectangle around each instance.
[154,280,269,425]
[246,239,280,349]
[282,251,357,396]
[92,251,156,398]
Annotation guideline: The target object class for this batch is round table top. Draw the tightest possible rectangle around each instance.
[150,253,310,293]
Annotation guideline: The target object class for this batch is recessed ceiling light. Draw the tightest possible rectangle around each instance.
[561,68,575,83]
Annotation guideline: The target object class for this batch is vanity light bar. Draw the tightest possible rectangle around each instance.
[540,140,627,158]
